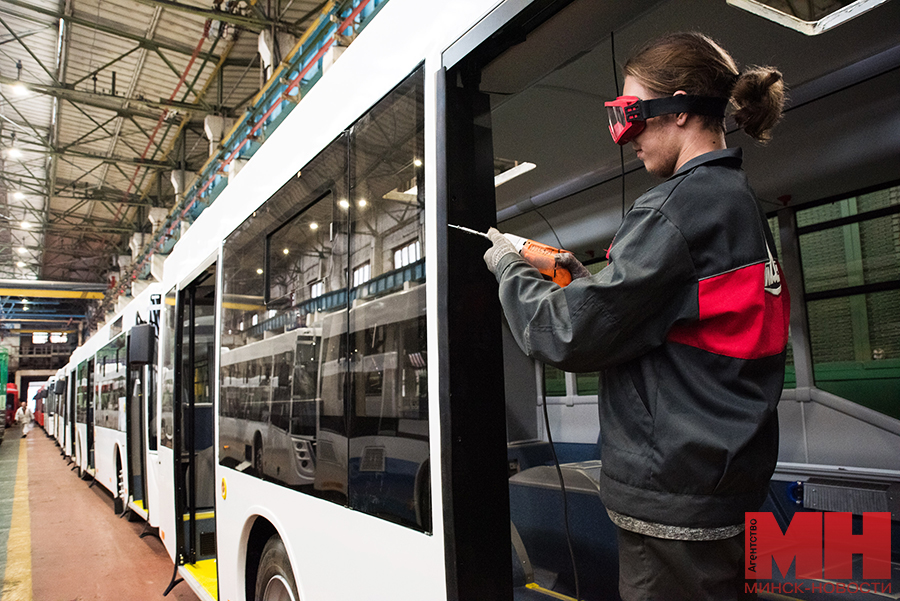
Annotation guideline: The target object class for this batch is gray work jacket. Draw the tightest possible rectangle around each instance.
[493,148,790,529]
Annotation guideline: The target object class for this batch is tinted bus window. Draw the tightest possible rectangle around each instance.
[796,185,900,419]
[347,66,428,530]
[220,66,430,532]
[221,132,348,500]
[96,335,126,431]
[161,288,177,448]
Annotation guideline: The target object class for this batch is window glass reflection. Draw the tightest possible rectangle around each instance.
[218,66,429,532]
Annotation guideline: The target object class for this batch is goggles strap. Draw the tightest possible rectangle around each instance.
[625,96,728,121]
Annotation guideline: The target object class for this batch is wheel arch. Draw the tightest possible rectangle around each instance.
[244,515,278,601]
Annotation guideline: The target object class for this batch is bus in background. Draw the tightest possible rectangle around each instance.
[33,384,46,428]
[50,371,68,448]
[219,326,319,487]
[70,284,161,520]
[6,383,18,428]
[0,348,7,439]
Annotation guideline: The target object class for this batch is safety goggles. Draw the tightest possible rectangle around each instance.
[604,95,729,145]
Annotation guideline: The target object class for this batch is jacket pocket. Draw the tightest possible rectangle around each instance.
[598,367,655,486]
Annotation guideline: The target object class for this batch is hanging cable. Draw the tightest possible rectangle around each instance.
[540,382,581,600]
[534,185,581,601]
[611,32,626,221]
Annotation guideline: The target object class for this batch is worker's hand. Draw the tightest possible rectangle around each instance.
[556,252,590,280]
[483,228,519,275]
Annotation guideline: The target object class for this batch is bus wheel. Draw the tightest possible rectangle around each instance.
[113,459,124,514]
[255,535,298,601]
[253,434,264,474]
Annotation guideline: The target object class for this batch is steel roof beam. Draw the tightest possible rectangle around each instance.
[132,0,286,33]
[0,15,60,85]
[0,90,51,144]
[24,147,177,170]
[45,221,136,235]
[0,74,208,123]
[0,0,225,64]
[152,47,214,112]
[69,47,141,88]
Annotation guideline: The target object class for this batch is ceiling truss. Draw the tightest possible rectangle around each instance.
[0,0,332,335]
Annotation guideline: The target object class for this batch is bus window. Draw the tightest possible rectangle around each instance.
[220,128,348,497]
[160,288,177,448]
[796,185,900,419]
[347,66,429,531]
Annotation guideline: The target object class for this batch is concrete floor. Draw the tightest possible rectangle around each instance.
[0,423,201,601]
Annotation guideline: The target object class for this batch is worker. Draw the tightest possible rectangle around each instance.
[484,32,789,601]
[15,400,33,438]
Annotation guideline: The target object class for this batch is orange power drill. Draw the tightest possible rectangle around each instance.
[450,224,573,287]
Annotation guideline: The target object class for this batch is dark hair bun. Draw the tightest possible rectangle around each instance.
[732,67,785,142]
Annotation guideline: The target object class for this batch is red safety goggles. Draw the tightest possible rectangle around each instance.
[604,95,729,145]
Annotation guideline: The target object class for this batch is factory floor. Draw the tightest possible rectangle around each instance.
[0,422,200,601]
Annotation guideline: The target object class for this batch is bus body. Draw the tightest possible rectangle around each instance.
[6,383,18,429]
[65,284,161,522]
[57,1,900,599]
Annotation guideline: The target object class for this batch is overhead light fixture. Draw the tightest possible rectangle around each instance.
[256,268,263,274]
[13,191,25,200]
[494,161,536,187]
[282,248,290,255]
[12,60,27,96]
[16,261,25,268]
[727,0,891,35]
[20,221,31,229]
[309,222,319,230]
[17,247,26,254]
[339,199,350,209]
[357,199,367,208]
[7,132,22,159]
[414,159,422,167]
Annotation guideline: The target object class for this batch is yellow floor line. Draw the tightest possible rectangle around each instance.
[525,582,578,600]
[2,441,32,601]
[184,558,218,600]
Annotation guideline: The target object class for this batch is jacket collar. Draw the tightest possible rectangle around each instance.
[673,147,743,178]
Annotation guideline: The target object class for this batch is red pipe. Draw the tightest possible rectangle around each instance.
[193,0,370,202]
[120,2,371,295]
[116,21,211,219]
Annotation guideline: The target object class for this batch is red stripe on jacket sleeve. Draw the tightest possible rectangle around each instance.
[667,262,790,359]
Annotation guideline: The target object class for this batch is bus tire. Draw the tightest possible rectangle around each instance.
[255,535,298,601]
[113,459,124,515]
[253,433,264,474]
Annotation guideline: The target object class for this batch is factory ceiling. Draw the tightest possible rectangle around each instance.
[0,0,329,333]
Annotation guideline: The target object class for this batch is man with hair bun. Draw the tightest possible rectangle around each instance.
[484,32,790,600]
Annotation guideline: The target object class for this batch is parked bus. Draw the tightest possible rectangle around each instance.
[6,383,18,429]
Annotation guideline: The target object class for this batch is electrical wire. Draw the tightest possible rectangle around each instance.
[533,208,564,249]
[611,31,626,221]
[541,386,580,601]
[530,207,581,600]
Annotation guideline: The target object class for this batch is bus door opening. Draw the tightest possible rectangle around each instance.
[87,358,96,472]
[127,323,155,516]
[174,262,218,571]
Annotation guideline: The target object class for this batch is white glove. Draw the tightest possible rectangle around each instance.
[482,227,518,275]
